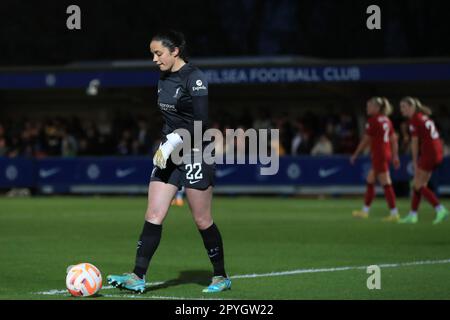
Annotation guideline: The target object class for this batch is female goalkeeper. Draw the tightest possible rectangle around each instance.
[107,30,231,293]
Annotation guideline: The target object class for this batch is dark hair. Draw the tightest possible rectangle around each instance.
[152,30,188,61]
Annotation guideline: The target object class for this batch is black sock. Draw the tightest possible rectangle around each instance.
[133,221,162,279]
[199,223,227,277]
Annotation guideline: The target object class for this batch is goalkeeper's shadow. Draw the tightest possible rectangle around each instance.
[144,269,211,292]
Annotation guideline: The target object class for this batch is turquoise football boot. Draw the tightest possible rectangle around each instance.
[433,207,449,225]
[202,276,231,293]
[398,214,418,224]
[107,273,146,294]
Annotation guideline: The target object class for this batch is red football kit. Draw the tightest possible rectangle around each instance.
[365,114,394,174]
[409,112,443,171]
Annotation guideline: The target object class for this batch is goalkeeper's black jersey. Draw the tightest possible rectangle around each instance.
[157,63,209,142]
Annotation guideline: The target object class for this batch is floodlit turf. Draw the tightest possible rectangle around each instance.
[1,196,450,300]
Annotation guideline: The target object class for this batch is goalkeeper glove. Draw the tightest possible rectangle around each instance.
[153,132,183,169]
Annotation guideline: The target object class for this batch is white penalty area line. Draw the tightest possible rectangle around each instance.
[230,258,450,279]
[101,294,228,300]
[32,258,450,299]
[33,282,228,300]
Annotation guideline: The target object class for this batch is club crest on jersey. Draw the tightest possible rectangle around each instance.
[173,87,181,98]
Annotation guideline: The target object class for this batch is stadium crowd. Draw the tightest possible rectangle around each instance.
[0,110,449,158]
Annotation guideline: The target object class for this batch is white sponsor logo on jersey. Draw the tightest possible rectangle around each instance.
[192,86,207,91]
[192,79,207,91]
[159,103,176,111]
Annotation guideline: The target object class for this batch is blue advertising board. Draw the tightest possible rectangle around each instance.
[2,62,450,89]
[1,156,449,194]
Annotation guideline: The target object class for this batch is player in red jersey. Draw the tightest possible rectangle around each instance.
[351,97,401,221]
[398,97,448,224]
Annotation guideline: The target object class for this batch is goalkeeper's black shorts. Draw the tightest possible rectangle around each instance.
[150,149,215,190]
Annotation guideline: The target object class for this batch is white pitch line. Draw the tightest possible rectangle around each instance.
[33,281,165,296]
[33,258,450,298]
[229,258,450,279]
[101,294,227,300]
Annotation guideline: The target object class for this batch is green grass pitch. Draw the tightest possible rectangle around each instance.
[1,196,449,300]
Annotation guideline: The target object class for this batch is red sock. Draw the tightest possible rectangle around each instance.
[421,186,440,207]
[383,185,396,209]
[364,183,375,207]
[412,188,422,211]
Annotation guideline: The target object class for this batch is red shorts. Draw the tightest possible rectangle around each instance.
[418,154,443,172]
[372,157,390,174]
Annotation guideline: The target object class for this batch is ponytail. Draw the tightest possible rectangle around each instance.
[414,97,432,116]
[370,96,392,116]
[380,97,393,116]
[401,96,432,116]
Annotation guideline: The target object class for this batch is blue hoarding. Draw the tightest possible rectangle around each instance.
[2,62,450,90]
[1,156,449,194]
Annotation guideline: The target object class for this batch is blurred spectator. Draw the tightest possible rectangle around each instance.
[291,119,313,155]
[117,130,133,156]
[311,134,333,156]
[97,112,112,136]
[443,141,450,157]
[61,128,78,157]
[83,122,100,155]
[97,134,113,155]
[290,119,303,155]
[1,106,449,158]
[334,113,358,154]
[43,121,61,156]
[0,124,7,156]
[270,135,286,156]
[272,113,293,155]
[253,109,272,130]
[78,138,90,156]
[136,119,152,155]
[7,136,21,157]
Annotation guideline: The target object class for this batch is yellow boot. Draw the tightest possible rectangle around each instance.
[352,210,369,219]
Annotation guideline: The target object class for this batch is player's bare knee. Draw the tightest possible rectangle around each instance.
[194,215,213,230]
[413,181,423,192]
[366,171,375,184]
[145,208,167,224]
